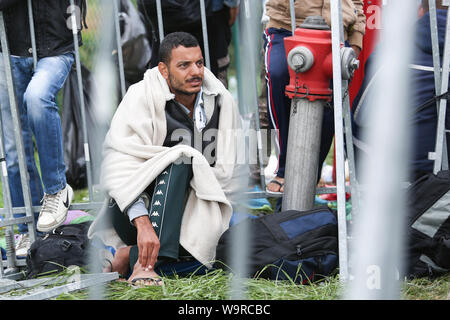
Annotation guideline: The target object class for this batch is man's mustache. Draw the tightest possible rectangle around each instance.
[186,77,203,83]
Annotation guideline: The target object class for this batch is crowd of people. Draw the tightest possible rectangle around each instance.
[0,0,448,286]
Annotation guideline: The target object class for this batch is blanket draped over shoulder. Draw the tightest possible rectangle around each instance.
[88,67,244,268]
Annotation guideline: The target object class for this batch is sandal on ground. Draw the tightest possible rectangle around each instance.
[266,179,284,195]
[130,276,163,287]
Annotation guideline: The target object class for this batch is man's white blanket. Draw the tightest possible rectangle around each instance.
[88,67,243,268]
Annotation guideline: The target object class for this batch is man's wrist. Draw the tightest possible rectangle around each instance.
[133,215,152,229]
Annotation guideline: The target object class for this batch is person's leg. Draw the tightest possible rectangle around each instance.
[25,52,74,194]
[109,160,193,285]
[207,8,232,87]
[24,52,75,232]
[0,54,43,234]
[263,28,291,192]
[128,161,194,268]
[318,106,335,181]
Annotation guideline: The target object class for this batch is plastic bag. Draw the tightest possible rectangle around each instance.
[119,0,152,85]
[62,64,100,189]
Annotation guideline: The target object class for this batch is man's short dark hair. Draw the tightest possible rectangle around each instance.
[158,32,200,65]
[421,0,448,11]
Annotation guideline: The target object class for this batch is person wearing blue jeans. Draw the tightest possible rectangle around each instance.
[0,0,86,256]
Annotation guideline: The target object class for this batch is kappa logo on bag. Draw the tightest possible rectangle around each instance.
[406,170,450,279]
[26,222,91,279]
[215,207,339,284]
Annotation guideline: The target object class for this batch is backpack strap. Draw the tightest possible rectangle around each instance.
[415,91,450,114]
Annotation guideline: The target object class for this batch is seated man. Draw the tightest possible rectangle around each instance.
[88,32,244,285]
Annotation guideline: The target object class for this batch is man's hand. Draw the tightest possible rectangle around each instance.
[351,45,361,58]
[228,7,239,26]
[133,216,160,270]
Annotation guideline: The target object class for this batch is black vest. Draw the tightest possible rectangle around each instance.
[163,98,221,166]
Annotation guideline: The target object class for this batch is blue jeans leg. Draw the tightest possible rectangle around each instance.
[24,52,74,195]
[0,54,44,233]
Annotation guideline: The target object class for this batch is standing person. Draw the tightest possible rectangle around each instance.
[263,0,366,194]
[91,32,244,286]
[0,0,86,256]
[352,1,450,182]
[207,0,239,88]
[138,0,239,88]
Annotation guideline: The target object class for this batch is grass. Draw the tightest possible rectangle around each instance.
[1,1,449,302]
[1,158,449,301]
[55,270,342,300]
[46,266,450,300]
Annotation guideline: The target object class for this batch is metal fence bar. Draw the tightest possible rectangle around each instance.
[343,93,361,217]
[156,0,164,42]
[27,0,37,69]
[0,12,36,249]
[236,0,266,190]
[433,8,450,174]
[1,272,118,300]
[330,0,349,283]
[428,0,448,170]
[0,99,17,277]
[69,0,94,200]
[0,201,103,217]
[113,0,126,98]
[199,0,211,70]
[289,0,296,35]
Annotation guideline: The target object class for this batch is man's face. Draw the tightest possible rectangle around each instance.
[159,45,204,96]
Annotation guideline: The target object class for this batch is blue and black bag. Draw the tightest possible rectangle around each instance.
[406,170,450,279]
[215,207,339,284]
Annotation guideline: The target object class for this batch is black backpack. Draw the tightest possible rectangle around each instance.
[406,170,450,278]
[215,207,339,284]
[26,222,91,279]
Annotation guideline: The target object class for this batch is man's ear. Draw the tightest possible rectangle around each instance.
[158,62,169,80]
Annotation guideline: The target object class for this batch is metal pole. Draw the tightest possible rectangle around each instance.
[0,250,3,278]
[282,98,325,211]
[289,0,296,34]
[342,92,361,218]
[199,0,211,70]
[26,0,37,69]
[0,12,36,245]
[428,0,448,170]
[330,0,349,283]
[433,8,450,174]
[112,0,126,98]
[69,0,94,200]
[0,103,17,275]
[156,0,164,42]
[244,0,266,191]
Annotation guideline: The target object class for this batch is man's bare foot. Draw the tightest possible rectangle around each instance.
[266,176,285,193]
[103,246,131,278]
[128,261,163,287]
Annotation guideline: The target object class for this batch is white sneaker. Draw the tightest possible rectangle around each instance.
[15,233,31,258]
[37,184,74,232]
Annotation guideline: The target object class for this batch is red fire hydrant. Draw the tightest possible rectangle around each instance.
[284,23,333,101]
[281,16,359,212]
[284,16,359,102]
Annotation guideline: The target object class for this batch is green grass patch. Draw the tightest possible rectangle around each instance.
[51,269,450,300]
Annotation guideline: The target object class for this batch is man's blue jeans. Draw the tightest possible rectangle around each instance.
[0,52,74,233]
